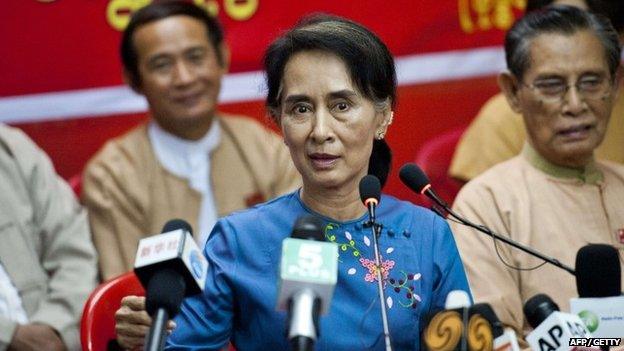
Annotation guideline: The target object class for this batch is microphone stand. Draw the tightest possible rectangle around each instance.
[366,202,393,351]
[423,186,576,276]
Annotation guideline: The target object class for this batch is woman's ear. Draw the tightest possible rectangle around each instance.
[375,109,393,140]
[498,71,523,113]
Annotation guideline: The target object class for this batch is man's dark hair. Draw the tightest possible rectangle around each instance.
[120,1,225,88]
[263,14,396,187]
[505,5,621,80]
[526,0,624,34]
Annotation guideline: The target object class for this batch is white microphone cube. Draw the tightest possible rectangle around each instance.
[526,312,592,351]
[570,296,624,338]
[277,238,338,315]
[134,229,208,295]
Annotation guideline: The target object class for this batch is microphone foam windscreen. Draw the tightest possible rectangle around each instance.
[291,215,325,241]
[359,175,381,204]
[576,244,621,297]
[523,293,559,329]
[471,303,504,338]
[399,163,430,193]
[161,218,194,235]
[145,268,186,317]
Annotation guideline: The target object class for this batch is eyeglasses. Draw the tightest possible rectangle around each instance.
[521,75,613,103]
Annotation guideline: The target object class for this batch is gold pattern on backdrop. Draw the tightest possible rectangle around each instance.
[459,0,526,33]
[105,0,259,31]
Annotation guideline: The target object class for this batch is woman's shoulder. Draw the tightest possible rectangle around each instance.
[216,191,302,234]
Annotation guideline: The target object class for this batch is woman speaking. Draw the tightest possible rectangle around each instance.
[116,14,471,351]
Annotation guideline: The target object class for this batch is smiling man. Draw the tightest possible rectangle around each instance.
[82,1,300,280]
[449,5,624,340]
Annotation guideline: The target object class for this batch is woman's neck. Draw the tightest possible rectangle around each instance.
[300,182,368,222]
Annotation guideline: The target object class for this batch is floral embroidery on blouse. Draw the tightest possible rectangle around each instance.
[324,223,361,261]
[359,256,395,284]
[388,271,422,309]
[324,222,422,309]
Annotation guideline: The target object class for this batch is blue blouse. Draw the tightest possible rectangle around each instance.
[166,191,471,350]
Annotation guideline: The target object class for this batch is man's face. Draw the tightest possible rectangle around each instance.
[130,15,226,139]
[509,30,617,168]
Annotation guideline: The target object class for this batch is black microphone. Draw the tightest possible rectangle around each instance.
[134,219,208,351]
[576,244,621,298]
[524,294,591,350]
[359,174,381,224]
[571,244,622,347]
[359,175,393,351]
[398,163,576,276]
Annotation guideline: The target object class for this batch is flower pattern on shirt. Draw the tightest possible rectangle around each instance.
[359,256,395,284]
[324,222,422,309]
[388,271,422,309]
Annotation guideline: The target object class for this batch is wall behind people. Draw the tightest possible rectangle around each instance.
[0,0,526,201]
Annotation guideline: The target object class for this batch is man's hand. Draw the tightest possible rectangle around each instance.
[8,323,66,351]
[115,295,176,351]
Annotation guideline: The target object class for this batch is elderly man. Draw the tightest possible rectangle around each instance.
[449,0,624,182]
[0,124,97,351]
[450,5,624,339]
[82,1,300,280]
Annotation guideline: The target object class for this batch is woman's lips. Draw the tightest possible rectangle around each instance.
[309,153,339,169]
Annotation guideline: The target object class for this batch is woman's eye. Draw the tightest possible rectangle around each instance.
[334,102,349,112]
[294,105,310,114]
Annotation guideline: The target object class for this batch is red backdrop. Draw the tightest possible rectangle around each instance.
[1,0,524,203]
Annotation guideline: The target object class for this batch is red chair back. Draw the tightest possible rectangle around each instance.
[80,272,145,351]
[68,173,82,198]
[415,127,465,206]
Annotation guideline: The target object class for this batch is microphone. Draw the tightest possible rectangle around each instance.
[133,219,208,351]
[425,291,505,351]
[398,163,576,276]
[360,174,381,223]
[471,303,521,351]
[524,294,592,351]
[276,215,338,351]
[576,244,621,298]
[570,244,624,339]
[359,175,393,351]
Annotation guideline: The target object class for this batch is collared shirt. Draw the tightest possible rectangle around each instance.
[523,143,603,184]
[0,263,28,324]
[167,191,471,350]
[450,143,624,342]
[148,121,221,247]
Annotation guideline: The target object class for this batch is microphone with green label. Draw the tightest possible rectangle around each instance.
[276,215,339,351]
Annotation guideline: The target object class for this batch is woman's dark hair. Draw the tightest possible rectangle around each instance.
[505,5,621,80]
[120,0,225,89]
[263,14,396,187]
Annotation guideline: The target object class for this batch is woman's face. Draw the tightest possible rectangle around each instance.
[278,50,391,191]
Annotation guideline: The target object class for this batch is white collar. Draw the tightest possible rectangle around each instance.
[148,120,221,193]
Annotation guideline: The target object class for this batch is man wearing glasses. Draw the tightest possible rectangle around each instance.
[449,5,624,341]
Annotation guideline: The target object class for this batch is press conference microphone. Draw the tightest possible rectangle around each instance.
[398,163,576,276]
[524,294,592,351]
[470,303,521,351]
[134,219,208,351]
[424,290,488,351]
[276,215,338,351]
[570,244,623,341]
[359,175,393,351]
[576,244,621,298]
